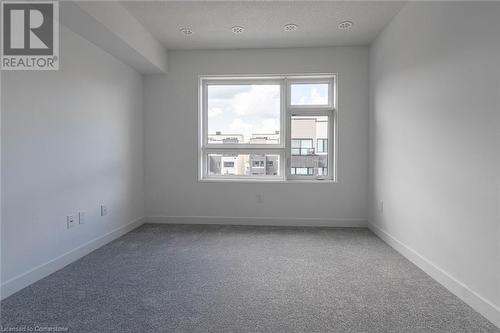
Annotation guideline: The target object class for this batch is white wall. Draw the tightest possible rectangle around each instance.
[60,1,168,74]
[369,1,500,325]
[144,47,369,224]
[1,26,145,296]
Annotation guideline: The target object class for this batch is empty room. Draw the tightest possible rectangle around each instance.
[1,1,499,332]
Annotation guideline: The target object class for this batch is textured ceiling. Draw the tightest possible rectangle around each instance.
[122,1,406,50]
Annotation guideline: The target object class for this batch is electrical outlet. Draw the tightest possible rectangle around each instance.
[78,211,85,224]
[100,205,108,217]
[67,215,76,229]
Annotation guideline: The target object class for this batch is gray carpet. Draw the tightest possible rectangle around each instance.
[1,224,498,332]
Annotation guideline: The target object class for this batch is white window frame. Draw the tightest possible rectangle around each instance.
[198,74,337,183]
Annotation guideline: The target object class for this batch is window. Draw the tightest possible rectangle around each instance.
[290,116,330,178]
[318,167,328,176]
[206,84,280,145]
[199,75,336,181]
[317,139,328,153]
[291,139,314,155]
[291,167,314,175]
[252,161,265,167]
[208,153,280,176]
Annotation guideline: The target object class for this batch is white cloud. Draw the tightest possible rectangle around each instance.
[208,84,281,141]
[298,88,328,105]
[229,118,253,136]
[208,85,251,99]
[208,107,223,118]
[310,88,328,105]
[233,85,280,116]
[227,117,280,140]
[261,118,279,133]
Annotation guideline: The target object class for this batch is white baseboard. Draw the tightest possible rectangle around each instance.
[368,222,500,328]
[1,217,146,300]
[146,216,367,227]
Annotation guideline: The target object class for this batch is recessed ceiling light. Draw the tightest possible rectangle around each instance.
[338,21,353,31]
[231,26,245,34]
[179,27,194,35]
[283,23,298,32]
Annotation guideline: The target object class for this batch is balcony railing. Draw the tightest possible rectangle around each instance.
[291,148,315,156]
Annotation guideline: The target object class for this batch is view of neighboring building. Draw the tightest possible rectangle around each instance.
[291,116,328,177]
[207,133,244,145]
[207,132,280,176]
[208,117,328,177]
[249,132,280,144]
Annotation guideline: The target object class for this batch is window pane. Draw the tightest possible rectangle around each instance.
[296,168,307,175]
[290,83,329,106]
[317,167,328,176]
[207,84,281,145]
[317,139,327,153]
[208,153,280,177]
[291,139,314,156]
[290,116,329,177]
[302,139,313,148]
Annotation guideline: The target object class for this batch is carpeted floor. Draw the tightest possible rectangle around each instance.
[1,224,498,332]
